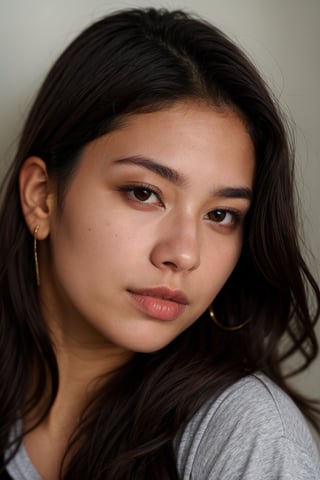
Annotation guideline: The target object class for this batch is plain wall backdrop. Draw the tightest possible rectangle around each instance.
[1,0,319,434]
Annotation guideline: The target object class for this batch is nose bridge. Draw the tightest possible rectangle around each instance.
[151,211,201,272]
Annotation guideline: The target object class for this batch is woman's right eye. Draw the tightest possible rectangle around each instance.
[118,184,163,205]
[130,187,157,203]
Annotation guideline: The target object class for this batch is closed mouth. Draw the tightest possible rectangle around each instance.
[127,287,189,305]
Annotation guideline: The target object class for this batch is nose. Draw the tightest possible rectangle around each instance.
[150,215,201,272]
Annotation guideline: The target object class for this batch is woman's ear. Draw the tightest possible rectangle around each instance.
[19,156,55,239]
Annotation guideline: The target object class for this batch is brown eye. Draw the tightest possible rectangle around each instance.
[127,186,162,204]
[208,210,227,222]
[119,184,162,205]
[133,187,153,202]
[207,209,236,226]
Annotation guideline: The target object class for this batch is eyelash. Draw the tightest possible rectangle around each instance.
[205,209,241,227]
[118,183,163,206]
[118,184,242,227]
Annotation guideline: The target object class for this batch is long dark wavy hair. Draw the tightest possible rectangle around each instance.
[0,7,319,479]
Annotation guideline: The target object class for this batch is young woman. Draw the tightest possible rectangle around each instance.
[0,7,319,480]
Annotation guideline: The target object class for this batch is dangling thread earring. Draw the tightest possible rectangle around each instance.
[34,225,40,286]
[208,305,251,331]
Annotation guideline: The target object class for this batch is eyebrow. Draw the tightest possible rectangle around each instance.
[214,186,252,201]
[112,155,252,201]
[112,156,187,186]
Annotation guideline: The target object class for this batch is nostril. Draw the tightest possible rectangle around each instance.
[163,260,178,269]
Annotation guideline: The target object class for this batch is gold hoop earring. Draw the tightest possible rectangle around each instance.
[33,225,40,286]
[208,305,251,332]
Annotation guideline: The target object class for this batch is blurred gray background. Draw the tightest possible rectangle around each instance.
[1,0,319,436]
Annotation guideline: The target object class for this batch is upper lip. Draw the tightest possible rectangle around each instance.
[128,287,189,305]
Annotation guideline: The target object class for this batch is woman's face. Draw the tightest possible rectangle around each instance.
[41,101,255,353]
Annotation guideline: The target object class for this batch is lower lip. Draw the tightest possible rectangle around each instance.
[128,292,186,321]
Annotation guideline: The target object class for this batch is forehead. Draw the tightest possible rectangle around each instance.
[77,100,255,192]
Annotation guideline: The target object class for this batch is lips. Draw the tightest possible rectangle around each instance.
[129,287,189,304]
[127,287,189,321]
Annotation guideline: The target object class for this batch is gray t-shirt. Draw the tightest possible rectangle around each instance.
[176,373,320,479]
[5,373,320,479]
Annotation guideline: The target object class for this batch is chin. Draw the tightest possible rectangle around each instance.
[124,334,178,354]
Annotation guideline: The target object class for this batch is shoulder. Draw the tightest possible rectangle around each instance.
[176,373,320,479]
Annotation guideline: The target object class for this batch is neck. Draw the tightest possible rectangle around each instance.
[25,298,133,435]
[23,316,133,480]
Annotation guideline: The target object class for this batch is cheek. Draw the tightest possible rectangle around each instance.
[49,207,151,290]
[222,240,243,278]
[201,236,243,297]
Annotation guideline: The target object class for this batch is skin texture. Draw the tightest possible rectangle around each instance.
[21,100,255,355]
[19,101,255,479]
[44,102,254,349]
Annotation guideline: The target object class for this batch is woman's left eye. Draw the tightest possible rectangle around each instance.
[206,209,239,226]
